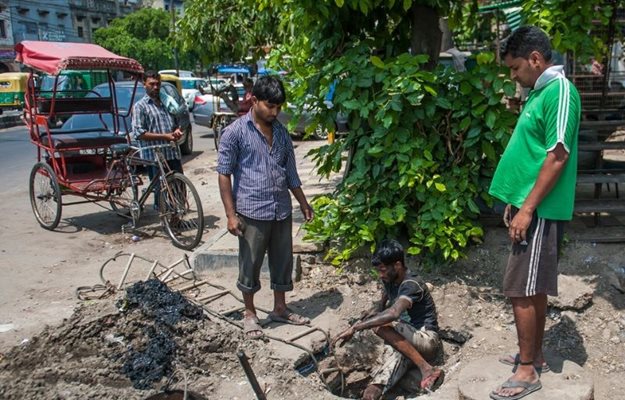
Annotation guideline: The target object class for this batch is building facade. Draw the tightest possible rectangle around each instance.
[69,0,141,44]
[149,0,185,16]
[0,1,15,72]
[2,0,142,71]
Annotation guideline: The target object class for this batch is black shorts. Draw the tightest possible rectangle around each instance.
[236,214,293,294]
[503,208,564,297]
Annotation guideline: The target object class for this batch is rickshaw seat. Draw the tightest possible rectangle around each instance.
[40,129,127,149]
[37,97,113,114]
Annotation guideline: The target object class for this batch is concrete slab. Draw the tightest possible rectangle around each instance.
[458,355,593,400]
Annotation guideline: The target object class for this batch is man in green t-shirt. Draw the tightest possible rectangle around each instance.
[488,26,580,400]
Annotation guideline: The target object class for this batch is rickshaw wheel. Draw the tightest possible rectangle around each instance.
[109,182,139,218]
[29,162,62,230]
[213,120,223,151]
[159,172,204,250]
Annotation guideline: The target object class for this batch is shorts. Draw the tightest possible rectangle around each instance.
[503,207,564,297]
[370,322,441,391]
[236,214,293,293]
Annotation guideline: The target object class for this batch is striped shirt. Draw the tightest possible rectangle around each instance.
[131,94,180,161]
[217,111,302,221]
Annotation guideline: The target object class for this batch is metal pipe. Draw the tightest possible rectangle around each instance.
[237,351,267,400]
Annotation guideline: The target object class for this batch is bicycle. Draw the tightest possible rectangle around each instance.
[107,142,204,250]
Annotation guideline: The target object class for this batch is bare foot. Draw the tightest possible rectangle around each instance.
[362,384,383,400]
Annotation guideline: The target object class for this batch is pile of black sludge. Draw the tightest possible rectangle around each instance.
[118,279,204,389]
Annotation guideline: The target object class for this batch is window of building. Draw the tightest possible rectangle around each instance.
[22,21,38,34]
[0,21,6,39]
[77,26,83,37]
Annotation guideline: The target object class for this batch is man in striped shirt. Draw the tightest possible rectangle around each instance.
[217,76,314,339]
[489,26,580,400]
[131,71,184,207]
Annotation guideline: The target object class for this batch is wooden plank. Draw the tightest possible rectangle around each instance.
[580,120,625,129]
[574,199,625,213]
[579,142,625,151]
[577,173,625,184]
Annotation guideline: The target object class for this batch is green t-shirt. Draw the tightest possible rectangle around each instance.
[489,66,580,220]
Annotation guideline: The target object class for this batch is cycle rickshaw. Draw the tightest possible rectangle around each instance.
[16,41,204,250]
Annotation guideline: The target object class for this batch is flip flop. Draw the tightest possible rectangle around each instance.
[243,317,264,339]
[420,368,444,392]
[490,379,542,400]
[499,353,550,373]
[267,310,310,325]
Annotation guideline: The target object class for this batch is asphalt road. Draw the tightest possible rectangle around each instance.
[0,122,215,194]
[0,124,36,191]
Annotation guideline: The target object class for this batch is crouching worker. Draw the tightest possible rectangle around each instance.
[333,239,444,399]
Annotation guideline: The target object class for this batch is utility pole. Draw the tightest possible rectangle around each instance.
[170,0,179,75]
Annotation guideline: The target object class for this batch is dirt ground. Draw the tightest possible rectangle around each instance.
[1,133,625,399]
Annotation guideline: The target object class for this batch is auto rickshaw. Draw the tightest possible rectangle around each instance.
[160,73,183,96]
[0,72,29,114]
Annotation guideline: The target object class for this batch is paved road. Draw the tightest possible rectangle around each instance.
[0,124,36,191]
[0,122,215,195]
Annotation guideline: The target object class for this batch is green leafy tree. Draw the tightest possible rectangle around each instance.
[522,0,618,63]
[94,8,186,71]
[260,0,517,266]
[176,0,282,64]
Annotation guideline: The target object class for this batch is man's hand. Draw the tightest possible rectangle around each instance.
[227,215,244,237]
[509,207,532,243]
[171,128,183,141]
[333,326,355,347]
[300,202,314,222]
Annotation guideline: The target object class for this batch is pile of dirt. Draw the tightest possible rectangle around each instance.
[0,280,331,400]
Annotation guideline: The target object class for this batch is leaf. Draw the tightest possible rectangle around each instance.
[335,0,344,7]
[466,127,480,139]
[371,56,385,68]
[403,0,412,11]
[434,182,446,192]
[485,110,496,129]
[459,117,471,131]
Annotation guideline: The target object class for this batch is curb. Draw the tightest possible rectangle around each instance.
[0,115,22,129]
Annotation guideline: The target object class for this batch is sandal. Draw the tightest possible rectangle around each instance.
[267,310,310,325]
[490,379,542,400]
[243,316,264,339]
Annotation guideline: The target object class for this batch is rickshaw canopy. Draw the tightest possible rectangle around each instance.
[15,41,144,75]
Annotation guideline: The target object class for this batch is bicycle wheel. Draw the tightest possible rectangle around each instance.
[159,172,204,250]
[109,180,138,218]
[29,162,62,230]
[213,119,224,151]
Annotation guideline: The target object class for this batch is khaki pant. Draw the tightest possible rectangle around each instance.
[370,322,440,391]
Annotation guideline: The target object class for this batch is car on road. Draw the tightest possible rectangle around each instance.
[180,77,207,110]
[158,69,195,78]
[59,80,194,155]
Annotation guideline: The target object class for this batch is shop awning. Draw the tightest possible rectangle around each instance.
[478,1,524,32]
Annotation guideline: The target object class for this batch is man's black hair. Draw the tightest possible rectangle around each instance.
[143,70,160,81]
[501,26,552,62]
[371,239,405,267]
[252,76,286,104]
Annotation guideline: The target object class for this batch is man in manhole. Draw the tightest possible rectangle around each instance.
[334,239,444,399]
